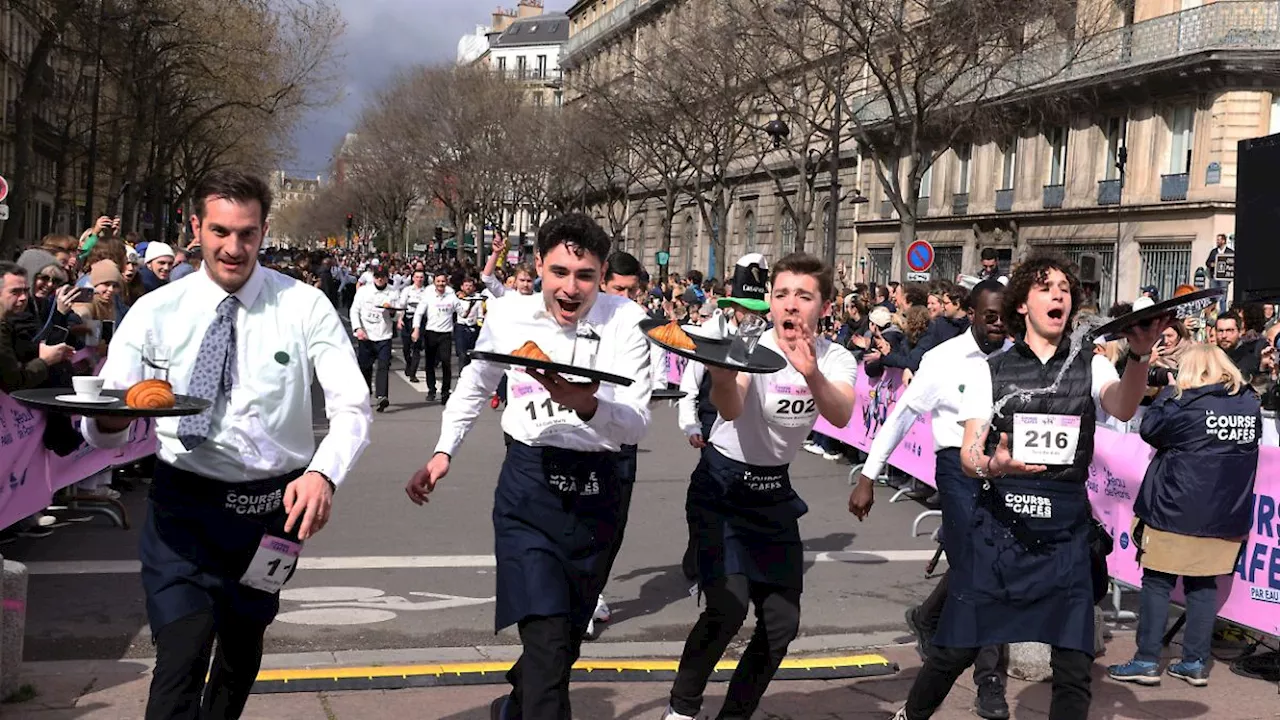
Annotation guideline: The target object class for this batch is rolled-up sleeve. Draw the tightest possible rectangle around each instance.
[307,297,372,487]
[677,361,704,436]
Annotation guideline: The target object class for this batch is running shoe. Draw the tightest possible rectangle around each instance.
[490,394,501,410]
[593,595,612,623]
[376,396,389,413]
[1107,659,1161,685]
[659,706,696,720]
[802,442,824,456]
[1167,660,1209,687]
[490,695,509,720]
[903,606,932,661]
[822,451,842,461]
[974,676,1010,719]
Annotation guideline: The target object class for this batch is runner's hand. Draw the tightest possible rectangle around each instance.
[355,328,368,342]
[527,370,599,418]
[849,474,875,520]
[412,328,420,342]
[1121,313,1171,355]
[406,452,450,505]
[779,319,819,378]
[982,428,1047,477]
[283,471,333,540]
[688,434,706,449]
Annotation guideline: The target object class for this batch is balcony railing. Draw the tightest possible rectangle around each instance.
[1161,173,1190,201]
[563,0,647,61]
[500,68,563,83]
[879,200,895,219]
[1043,184,1066,209]
[952,193,969,215]
[995,188,1014,212]
[848,1,1280,125]
[1097,179,1122,205]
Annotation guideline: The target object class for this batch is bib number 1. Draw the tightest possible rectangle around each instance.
[239,535,301,594]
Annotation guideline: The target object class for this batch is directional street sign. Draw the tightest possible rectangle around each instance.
[906,240,934,273]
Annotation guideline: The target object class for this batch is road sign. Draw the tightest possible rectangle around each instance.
[412,243,427,252]
[1194,267,1207,290]
[656,250,670,267]
[0,175,8,204]
[1214,255,1235,281]
[906,240,934,273]
[906,271,931,282]
[0,204,8,221]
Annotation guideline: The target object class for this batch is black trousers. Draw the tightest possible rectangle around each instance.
[502,614,587,720]
[454,324,480,368]
[669,574,801,720]
[357,338,392,399]
[916,571,1007,684]
[422,330,452,395]
[146,607,268,720]
[906,644,1091,720]
[401,323,421,377]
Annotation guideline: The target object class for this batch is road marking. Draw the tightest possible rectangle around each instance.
[275,585,495,625]
[25,550,941,576]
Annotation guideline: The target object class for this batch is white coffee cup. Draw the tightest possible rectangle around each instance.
[72,376,105,400]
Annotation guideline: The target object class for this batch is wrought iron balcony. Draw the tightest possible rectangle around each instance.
[1043,184,1066,209]
[1161,173,1190,201]
[952,193,969,215]
[995,189,1014,212]
[847,1,1280,125]
[880,200,895,219]
[1097,179,1122,205]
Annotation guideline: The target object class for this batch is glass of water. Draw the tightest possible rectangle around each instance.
[730,314,768,364]
[143,343,172,382]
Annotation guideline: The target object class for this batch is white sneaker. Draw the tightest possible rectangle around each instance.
[35,513,56,527]
[802,442,824,455]
[584,616,598,641]
[593,595,611,623]
[891,707,909,720]
[659,707,696,720]
[822,451,842,461]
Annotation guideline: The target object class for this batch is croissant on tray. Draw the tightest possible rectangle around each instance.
[511,341,551,363]
[649,321,697,351]
[126,379,176,409]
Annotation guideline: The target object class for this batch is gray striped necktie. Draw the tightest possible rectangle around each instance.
[177,295,238,450]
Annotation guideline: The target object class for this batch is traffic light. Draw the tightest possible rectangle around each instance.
[434,227,444,243]
[345,213,354,230]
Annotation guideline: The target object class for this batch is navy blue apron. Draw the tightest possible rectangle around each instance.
[493,439,621,631]
[139,464,304,636]
[935,472,1095,655]
[687,447,808,591]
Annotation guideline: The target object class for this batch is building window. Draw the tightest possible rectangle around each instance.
[497,57,506,72]
[745,210,757,253]
[682,213,695,271]
[1139,242,1192,302]
[816,201,830,251]
[1271,94,1280,134]
[780,210,796,256]
[1048,127,1069,185]
[1001,138,1017,190]
[955,144,971,195]
[537,55,547,78]
[532,92,544,106]
[1168,105,1194,174]
[516,56,527,79]
[934,246,964,283]
[1104,117,1127,180]
[867,247,893,286]
[1044,242,1115,308]
[918,161,933,199]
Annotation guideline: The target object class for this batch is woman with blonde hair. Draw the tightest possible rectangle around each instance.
[1109,343,1261,688]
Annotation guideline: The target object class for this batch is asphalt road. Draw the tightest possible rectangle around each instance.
[14,353,946,661]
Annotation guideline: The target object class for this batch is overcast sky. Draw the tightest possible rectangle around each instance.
[285,0,573,177]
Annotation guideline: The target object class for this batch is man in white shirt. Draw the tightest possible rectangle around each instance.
[405,214,652,720]
[397,270,428,382]
[662,253,857,720]
[83,169,372,720]
[351,266,399,412]
[896,255,1164,720]
[411,272,458,403]
[453,275,484,370]
[849,280,1013,719]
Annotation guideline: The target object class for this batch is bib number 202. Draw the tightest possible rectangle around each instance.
[776,398,815,415]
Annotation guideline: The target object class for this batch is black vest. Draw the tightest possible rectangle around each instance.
[986,339,1096,485]
[697,370,718,438]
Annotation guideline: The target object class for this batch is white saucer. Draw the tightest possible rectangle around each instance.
[55,394,119,405]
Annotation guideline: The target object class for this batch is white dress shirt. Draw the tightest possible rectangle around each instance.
[708,332,857,467]
[481,273,505,298]
[398,284,428,323]
[861,331,1010,480]
[82,264,372,486]
[350,284,399,342]
[958,351,1120,424]
[412,287,459,333]
[435,292,653,456]
[677,315,737,436]
[455,295,484,327]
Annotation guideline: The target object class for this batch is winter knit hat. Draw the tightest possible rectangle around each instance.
[89,259,124,287]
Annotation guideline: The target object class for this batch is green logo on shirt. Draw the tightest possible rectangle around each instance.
[959,384,965,393]
[275,352,290,365]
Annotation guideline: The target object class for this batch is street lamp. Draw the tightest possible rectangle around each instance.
[764,118,790,149]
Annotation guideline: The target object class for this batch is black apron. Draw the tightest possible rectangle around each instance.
[687,447,808,591]
[935,470,1095,655]
[139,464,304,636]
[493,439,621,631]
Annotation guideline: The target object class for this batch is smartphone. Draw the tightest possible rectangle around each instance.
[45,325,69,345]
[101,320,115,344]
[71,286,95,303]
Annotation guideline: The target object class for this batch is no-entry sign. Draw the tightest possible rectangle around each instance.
[906,240,934,273]
[0,175,9,204]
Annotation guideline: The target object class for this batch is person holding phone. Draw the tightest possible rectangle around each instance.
[1,262,74,393]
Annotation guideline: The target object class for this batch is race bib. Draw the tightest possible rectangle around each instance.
[361,306,385,324]
[764,381,817,429]
[239,534,301,594]
[509,375,585,437]
[1012,413,1080,465]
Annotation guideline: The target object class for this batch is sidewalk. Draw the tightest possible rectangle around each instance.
[6,637,1278,719]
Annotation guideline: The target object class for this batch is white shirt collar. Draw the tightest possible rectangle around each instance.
[193,261,265,311]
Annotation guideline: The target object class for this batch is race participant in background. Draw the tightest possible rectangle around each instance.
[406,214,653,720]
[454,275,484,370]
[661,253,856,720]
[397,270,428,383]
[411,271,459,404]
[350,266,399,412]
[896,254,1165,720]
[850,279,1012,720]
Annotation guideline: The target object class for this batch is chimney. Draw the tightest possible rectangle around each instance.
[492,6,515,32]
[517,0,543,19]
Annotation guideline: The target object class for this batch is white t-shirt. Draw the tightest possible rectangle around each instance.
[958,352,1121,424]
[708,332,858,466]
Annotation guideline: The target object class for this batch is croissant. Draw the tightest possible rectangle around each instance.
[126,379,176,409]
[649,321,697,351]
[511,341,551,363]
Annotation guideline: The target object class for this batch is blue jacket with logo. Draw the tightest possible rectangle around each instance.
[1134,383,1261,538]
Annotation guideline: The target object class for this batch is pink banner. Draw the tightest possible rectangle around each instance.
[0,387,157,530]
[811,364,1279,637]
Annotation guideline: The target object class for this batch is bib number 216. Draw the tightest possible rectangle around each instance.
[1012,413,1080,465]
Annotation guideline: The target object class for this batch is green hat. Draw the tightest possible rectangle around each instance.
[717,253,770,313]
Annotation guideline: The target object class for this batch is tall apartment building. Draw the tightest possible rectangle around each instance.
[561,0,1280,304]
[266,171,323,247]
[463,1,568,108]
